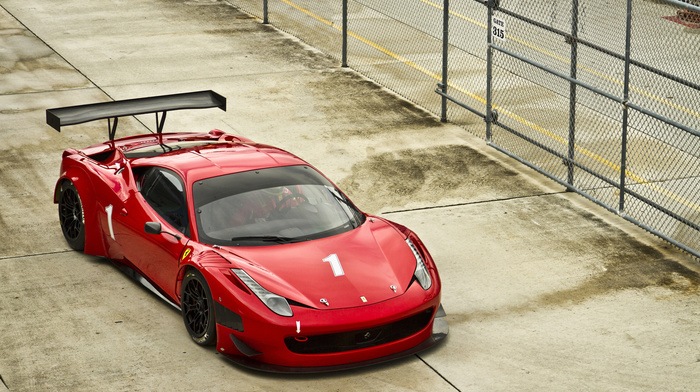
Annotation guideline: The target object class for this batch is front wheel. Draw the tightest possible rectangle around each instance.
[181,269,217,346]
[58,181,85,251]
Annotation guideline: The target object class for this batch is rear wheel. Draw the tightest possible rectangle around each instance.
[58,182,85,251]
[181,269,217,346]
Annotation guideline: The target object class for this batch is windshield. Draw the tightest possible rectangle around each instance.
[193,165,365,246]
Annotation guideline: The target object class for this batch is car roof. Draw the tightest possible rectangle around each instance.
[81,132,309,183]
[138,142,307,182]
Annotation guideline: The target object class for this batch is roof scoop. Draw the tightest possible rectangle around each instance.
[46,90,227,140]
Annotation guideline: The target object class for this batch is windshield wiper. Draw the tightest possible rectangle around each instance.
[230,235,298,244]
[327,187,363,229]
[327,187,351,207]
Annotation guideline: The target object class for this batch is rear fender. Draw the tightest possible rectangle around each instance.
[55,166,107,257]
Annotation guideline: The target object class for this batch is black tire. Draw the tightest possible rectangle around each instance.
[181,269,217,346]
[58,181,85,251]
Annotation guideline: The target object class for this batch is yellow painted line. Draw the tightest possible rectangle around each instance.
[416,0,487,29]
[277,0,700,212]
[447,82,700,211]
[506,36,700,119]
[279,0,333,27]
[346,31,443,80]
[417,0,700,119]
[279,0,442,80]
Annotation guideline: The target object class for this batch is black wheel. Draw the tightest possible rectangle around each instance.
[58,181,85,251]
[181,269,217,346]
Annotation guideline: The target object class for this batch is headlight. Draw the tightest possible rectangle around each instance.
[406,238,432,290]
[231,269,293,317]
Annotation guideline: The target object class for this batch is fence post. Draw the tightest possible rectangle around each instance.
[263,0,269,24]
[567,0,579,187]
[440,0,449,122]
[342,0,348,67]
[619,0,633,212]
[485,0,496,142]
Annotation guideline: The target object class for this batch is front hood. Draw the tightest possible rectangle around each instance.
[222,219,417,310]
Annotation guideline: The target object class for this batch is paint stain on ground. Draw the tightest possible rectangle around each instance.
[338,144,542,213]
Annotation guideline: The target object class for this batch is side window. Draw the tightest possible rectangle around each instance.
[139,167,189,237]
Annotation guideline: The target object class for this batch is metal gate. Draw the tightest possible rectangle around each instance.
[439,0,700,259]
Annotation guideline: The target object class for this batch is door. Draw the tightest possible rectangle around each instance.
[116,166,189,301]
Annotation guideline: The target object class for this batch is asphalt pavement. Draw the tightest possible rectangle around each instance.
[1,1,699,391]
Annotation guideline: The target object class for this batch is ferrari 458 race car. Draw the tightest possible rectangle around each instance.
[47,91,447,372]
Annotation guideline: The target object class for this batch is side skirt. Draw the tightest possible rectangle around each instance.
[111,261,181,311]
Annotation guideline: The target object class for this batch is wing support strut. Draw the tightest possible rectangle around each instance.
[108,117,118,141]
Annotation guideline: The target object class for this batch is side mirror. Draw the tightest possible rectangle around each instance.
[144,221,162,235]
[144,222,181,240]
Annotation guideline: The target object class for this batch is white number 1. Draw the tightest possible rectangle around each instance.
[323,254,345,277]
[105,205,115,240]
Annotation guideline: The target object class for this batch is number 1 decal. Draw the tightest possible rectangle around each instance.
[323,254,345,277]
[105,204,115,240]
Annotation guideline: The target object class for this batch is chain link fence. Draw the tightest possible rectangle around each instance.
[223,0,699,259]
[225,0,446,114]
[481,0,700,259]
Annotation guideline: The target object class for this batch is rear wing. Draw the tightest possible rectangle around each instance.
[46,90,226,140]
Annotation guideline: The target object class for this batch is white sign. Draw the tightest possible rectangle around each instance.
[492,16,506,41]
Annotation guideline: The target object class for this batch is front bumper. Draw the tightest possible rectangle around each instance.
[220,304,448,373]
[211,274,446,372]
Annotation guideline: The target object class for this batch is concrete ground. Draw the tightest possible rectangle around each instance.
[1,0,699,391]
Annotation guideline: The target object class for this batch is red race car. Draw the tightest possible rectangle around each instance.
[47,91,447,372]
